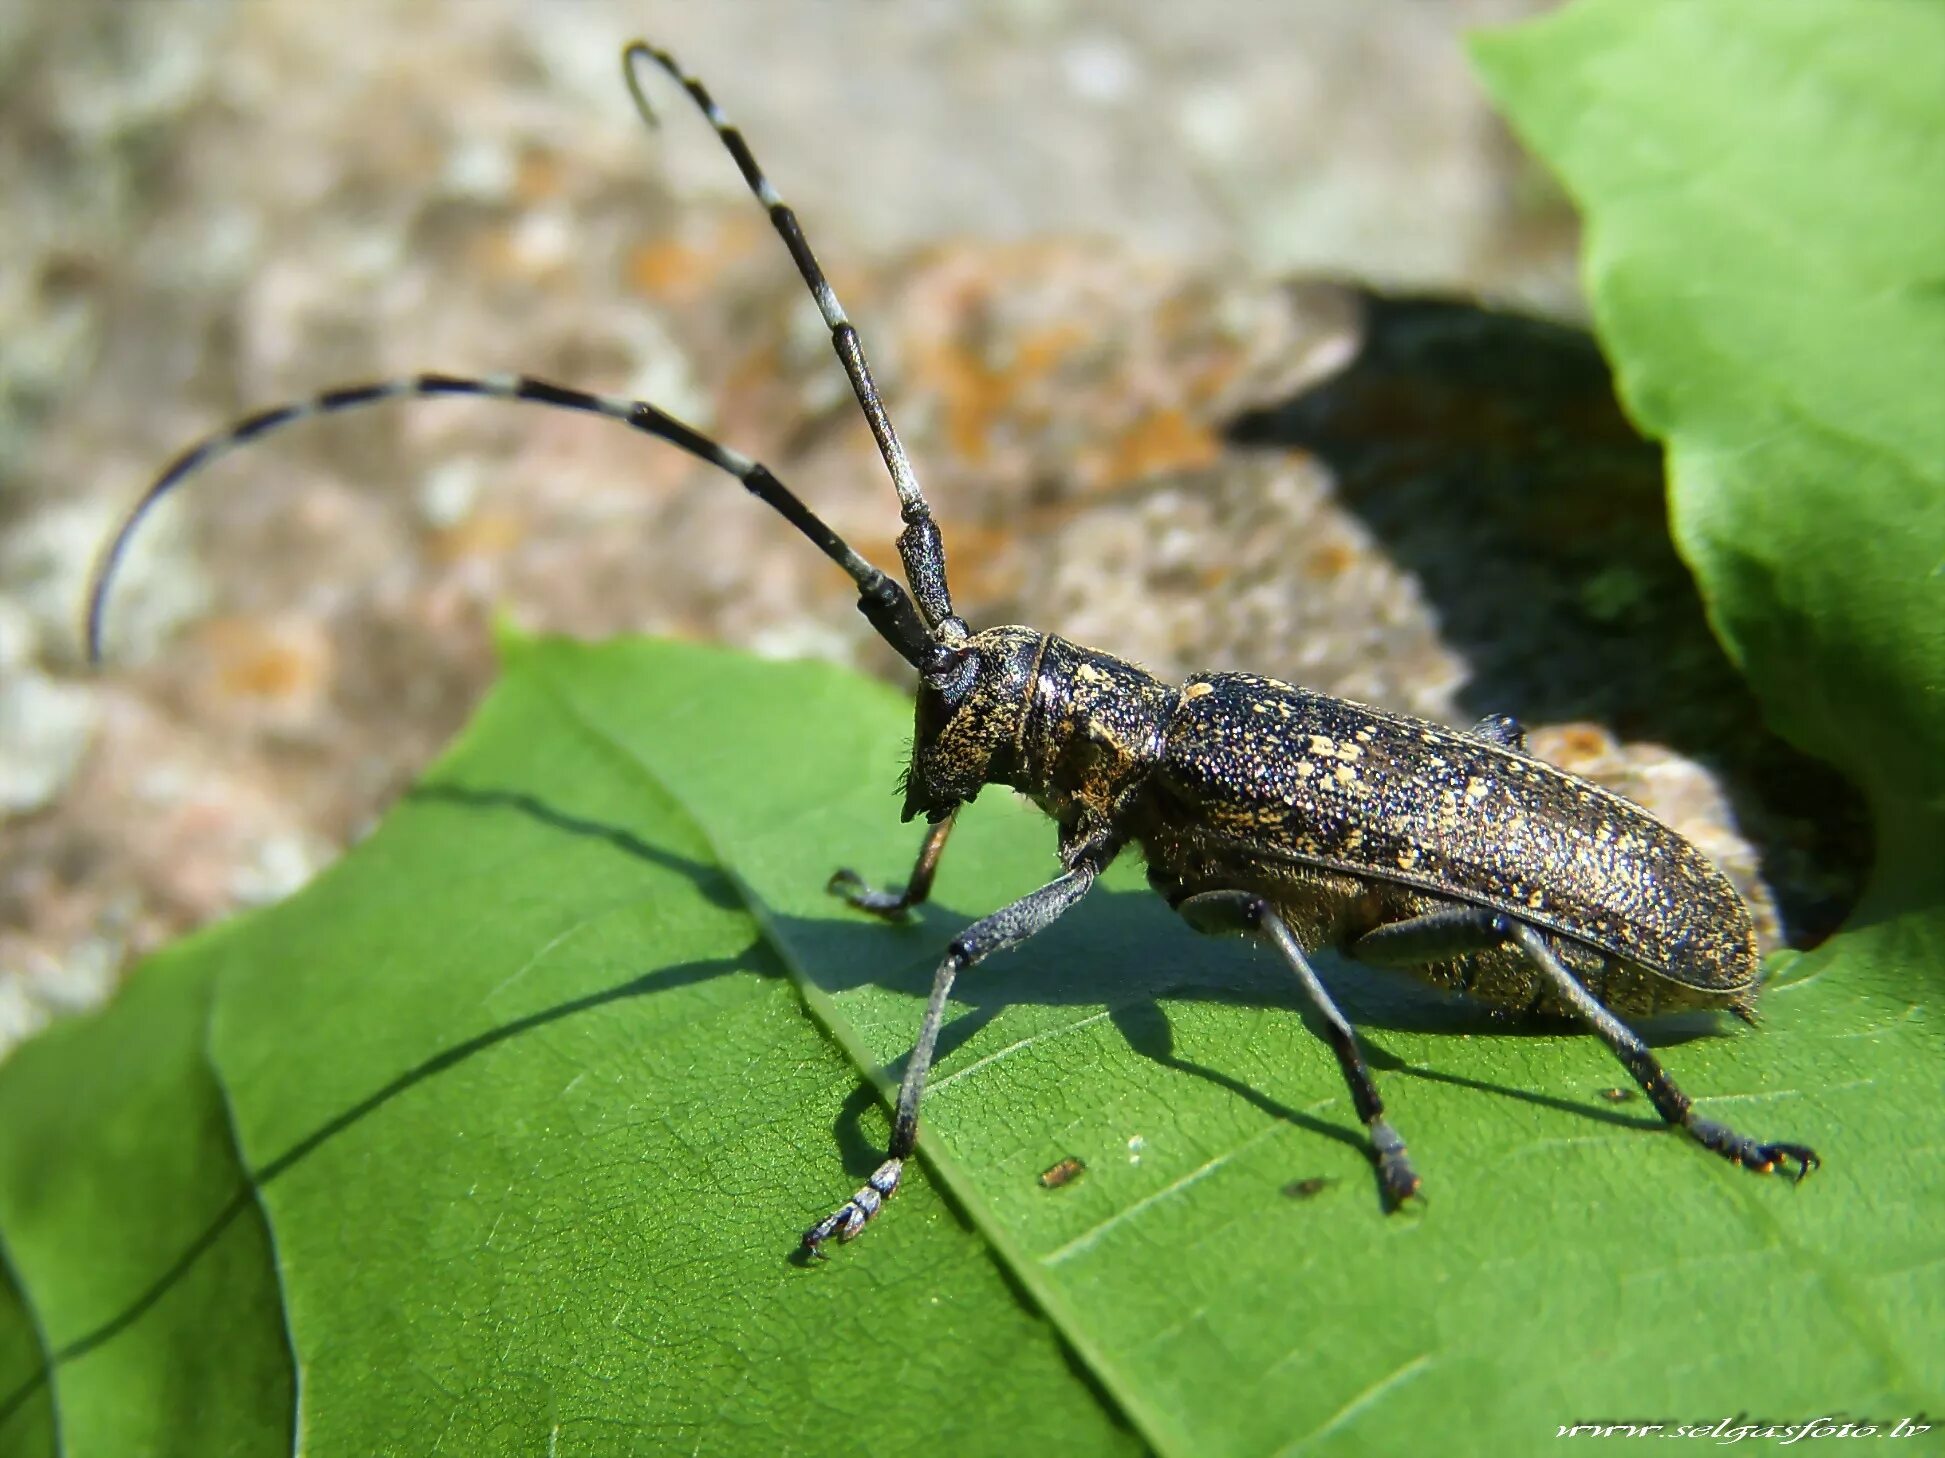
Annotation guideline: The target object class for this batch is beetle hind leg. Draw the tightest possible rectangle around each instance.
[1178,890,1421,1209]
[1352,906,1820,1182]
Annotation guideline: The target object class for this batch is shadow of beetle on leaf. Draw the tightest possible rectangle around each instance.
[415,781,1685,1185]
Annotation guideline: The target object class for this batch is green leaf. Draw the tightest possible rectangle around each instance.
[535,638,1945,1452]
[1470,0,1945,917]
[0,1261,56,1458]
[0,639,1148,1457]
[9,5,1945,1450]
[1465,0,1945,1434]
[3,634,1941,1456]
[0,940,294,1458]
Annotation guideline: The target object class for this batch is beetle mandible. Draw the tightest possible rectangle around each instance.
[86,42,1819,1258]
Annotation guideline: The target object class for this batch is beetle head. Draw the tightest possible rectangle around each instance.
[902,625,1041,821]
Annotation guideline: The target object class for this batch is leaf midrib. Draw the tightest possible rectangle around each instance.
[524,656,1183,1458]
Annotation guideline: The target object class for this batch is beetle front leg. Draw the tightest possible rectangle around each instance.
[1351,906,1820,1181]
[803,860,1098,1257]
[828,809,957,919]
[1177,890,1421,1208]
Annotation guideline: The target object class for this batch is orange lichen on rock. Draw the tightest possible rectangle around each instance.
[931,518,1026,603]
[514,145,562,204]
[1534,723,1617,775]
[215,639,315,701]
[1086,407,1221,490]
[626,216,763,305]
[896,245,1097,466]
[920,339,1012,466]
[425,507,526,563]
[1304,541,1359,581]
[193,618,334,716]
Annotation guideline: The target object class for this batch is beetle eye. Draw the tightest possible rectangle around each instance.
[921,643,979,703]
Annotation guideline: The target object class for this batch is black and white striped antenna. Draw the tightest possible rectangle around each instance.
[85,41,958,671]
[624,45,962,639]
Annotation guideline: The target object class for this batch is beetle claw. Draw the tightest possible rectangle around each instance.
[827,868,917,921]
[1758,1142,1821,1182]
[1687,1116,1820,1183]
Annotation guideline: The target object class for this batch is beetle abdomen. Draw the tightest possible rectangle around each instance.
[1142,673,1758,995]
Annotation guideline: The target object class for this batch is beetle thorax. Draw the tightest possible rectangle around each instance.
[902,628,1173,836]
[1011,635,1175,837]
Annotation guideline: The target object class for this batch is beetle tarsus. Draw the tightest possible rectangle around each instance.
[1685,1118,1820,1182]
[1369,1119,1422,1208]
[802,1158,904,1259]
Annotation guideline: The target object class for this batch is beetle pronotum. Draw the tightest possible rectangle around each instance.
[88,41,1818,1258]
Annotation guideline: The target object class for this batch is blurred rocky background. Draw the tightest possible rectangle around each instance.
[0,0,1864,1055]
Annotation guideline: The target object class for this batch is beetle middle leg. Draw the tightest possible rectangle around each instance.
[1176,890,1422,1208]
[803,860,1099,1256]
[1351,906,1820,1180]
[827,809,957,919]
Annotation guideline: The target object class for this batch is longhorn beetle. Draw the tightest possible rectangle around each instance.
[88,41,1819,1258]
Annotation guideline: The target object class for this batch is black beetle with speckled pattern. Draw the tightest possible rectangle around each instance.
[86,42,1818,1260]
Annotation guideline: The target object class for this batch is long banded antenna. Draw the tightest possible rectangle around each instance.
[84,373,933,669]
[624,42,963,639]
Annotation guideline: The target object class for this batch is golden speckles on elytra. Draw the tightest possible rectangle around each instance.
[1183,681,1214,700]
[1464,777,1489,804]
[1396,847,1423,871]
[1309,734,1336,756]
[1333,763,1358,787]
[1356,725,1377,743]
[1295,759,1317,778]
